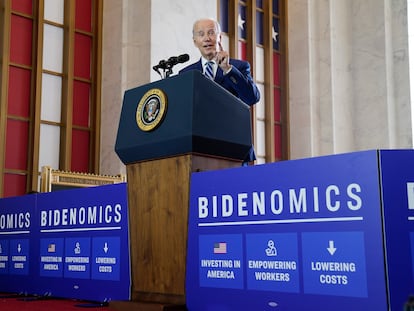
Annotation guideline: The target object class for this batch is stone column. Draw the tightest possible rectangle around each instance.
[288,0,412,159]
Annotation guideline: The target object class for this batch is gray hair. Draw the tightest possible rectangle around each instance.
[192,18,222,36]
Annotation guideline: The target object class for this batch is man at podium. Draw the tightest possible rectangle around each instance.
[179,18,260,163]
[179,18,260,106]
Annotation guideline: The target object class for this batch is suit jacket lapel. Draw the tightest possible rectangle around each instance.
[196,59,203,72]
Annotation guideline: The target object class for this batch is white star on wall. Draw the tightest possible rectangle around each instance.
[272,26,278,42]
[238,14,245,30]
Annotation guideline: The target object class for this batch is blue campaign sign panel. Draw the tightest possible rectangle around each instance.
[40,237,64,277]
[246,233,299,293]
[378,150,414,309]
[199,234,244,289]
[0,238,9,275]
[187,150,389,311]
[9,238,31,276]
[0,183,130,303]
[36,183,130,302]
[302,231,367,297]
[64,237,91,279]
[91,236,121,281]
[0,194,37,294]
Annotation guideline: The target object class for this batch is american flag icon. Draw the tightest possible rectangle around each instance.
[48,244,56,253]
[213,242,227,254]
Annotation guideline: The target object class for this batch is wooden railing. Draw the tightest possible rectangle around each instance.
[40,166,126,192]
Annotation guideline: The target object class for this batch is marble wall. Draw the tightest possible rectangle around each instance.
[288,0,412,160]
[409,0,414,137]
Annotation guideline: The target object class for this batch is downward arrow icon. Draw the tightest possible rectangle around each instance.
[327,240,336,255]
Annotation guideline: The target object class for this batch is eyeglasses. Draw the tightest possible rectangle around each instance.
[194,29,219,38]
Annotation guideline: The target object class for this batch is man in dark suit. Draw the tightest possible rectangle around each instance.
[179,18,260,106]
[179,18,260,163]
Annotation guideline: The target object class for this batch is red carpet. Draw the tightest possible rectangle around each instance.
[0,295,115,311]
[0,294,188,311]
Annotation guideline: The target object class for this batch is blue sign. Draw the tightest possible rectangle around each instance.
[0,239,9,274]
[378,150,414,309]
[186,150,411,311]
[0,183,130,302]
[40,238,64,277]
[199,234,244,289]
[9,239,30,275]
[0,194,36,294]
[91,236,121,281]
[64,237,91,279]
[302,231,367,297]
[246,233,299,293]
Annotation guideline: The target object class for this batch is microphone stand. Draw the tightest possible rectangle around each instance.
[153,62,174,79]
[164,64,173,78]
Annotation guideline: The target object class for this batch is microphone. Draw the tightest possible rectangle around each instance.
[152,60,165,72]
[166,54,190,66]
[153,54,189,71]
[153,54,190,78]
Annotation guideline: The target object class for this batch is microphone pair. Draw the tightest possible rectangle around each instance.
[153,54,189,71]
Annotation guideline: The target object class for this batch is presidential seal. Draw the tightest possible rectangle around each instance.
[136,88,167,131]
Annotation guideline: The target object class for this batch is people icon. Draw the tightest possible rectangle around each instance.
[74,242,81,254]
[265,240,277,256]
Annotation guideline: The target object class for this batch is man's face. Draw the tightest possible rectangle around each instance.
[193,19,221,60]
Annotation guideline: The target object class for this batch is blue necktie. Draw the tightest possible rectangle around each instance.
[205,61,214,80]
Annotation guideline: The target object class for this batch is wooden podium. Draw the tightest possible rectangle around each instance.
[113,71,253,310]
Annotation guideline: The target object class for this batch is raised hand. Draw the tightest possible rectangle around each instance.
[215,42,232,72]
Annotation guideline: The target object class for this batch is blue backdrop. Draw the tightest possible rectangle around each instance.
[0,183,130,302]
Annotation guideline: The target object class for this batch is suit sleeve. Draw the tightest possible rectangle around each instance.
[222,61,260,106]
